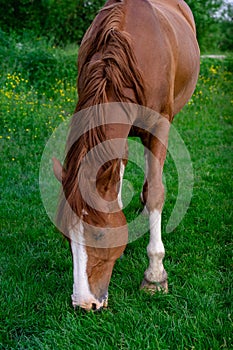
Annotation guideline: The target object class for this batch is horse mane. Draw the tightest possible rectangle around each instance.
[76,1,146,110]
[57,0,146,234]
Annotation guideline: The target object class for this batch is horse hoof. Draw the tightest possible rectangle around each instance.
[140,278,168,294]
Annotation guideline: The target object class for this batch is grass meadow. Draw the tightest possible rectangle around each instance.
[0,33,232,349]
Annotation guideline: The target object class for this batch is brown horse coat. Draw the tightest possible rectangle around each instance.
[55,0,200,311]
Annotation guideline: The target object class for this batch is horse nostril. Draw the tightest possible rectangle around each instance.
[76,303,103,312]
[91,303,103,312]
[92,303,97,311]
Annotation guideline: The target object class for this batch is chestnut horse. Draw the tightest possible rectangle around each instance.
[53,0,199,311]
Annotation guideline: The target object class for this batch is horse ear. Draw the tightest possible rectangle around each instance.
[52,157,65,183]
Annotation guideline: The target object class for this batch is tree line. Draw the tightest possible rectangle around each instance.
[0,0,232,51]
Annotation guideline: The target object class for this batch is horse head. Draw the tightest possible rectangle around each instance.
[52,157,128,311]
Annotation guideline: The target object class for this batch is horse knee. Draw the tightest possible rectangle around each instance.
[146,183,165,212]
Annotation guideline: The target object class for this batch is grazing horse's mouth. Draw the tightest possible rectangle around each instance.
[74,297,108,312]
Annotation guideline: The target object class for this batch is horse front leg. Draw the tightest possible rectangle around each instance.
[141,125,169,293]
[141,207,168,292]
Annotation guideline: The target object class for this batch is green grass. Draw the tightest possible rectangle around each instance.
[0,33,232,349]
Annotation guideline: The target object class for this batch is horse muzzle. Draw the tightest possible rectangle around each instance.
[72,294,108,312]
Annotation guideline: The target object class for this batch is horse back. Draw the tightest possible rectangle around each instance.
[123,0,200,117]
[79,0,199,118]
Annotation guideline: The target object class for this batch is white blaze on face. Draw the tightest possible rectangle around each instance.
[118,161,125,209]
[70,221,105,310]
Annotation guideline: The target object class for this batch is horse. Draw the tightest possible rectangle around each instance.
[52,0,200,311]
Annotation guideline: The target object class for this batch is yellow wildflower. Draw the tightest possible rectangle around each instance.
[209,66,217,74]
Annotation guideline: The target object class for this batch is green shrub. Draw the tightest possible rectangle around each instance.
[0,30,77,93]
[0,0,232,52]
[0,0,105,45]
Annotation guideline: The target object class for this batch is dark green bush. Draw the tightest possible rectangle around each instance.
[0,0,105,45]
[0,30,77,92]
[0,1,232,55]
[218,3,233,52]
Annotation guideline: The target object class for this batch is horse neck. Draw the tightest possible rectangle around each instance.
[96,159,121,203]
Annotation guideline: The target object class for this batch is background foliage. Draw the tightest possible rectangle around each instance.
[0,0,232,51]
[0,0,104,45]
